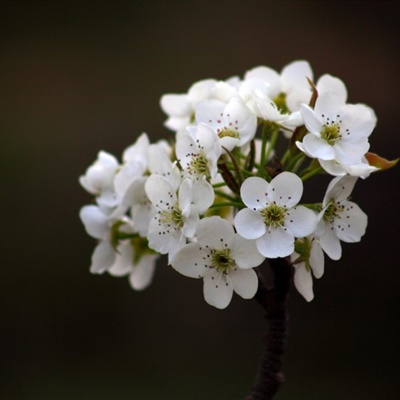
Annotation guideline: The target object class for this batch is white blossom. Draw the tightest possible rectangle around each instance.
[195,97,257,151]
[79,151,120,209]
[108,239,159,291]
[235,172,317,258]
[176,123,221,182]
[160,79,217,131]
[79,204,120,274]
[145,174,214,259]
[171,216,265,309]
[297,91,376,176]
[291,236,324,302]
[244,60,313,112]
[317,175,368,260]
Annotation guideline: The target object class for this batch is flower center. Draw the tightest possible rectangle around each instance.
[323,200,344,222]
[260,203,286,228]
[321,123,341,145]
[189,152,210,179]
[211,248,236,274]
[273,92,289,114]
[160,204,184,228]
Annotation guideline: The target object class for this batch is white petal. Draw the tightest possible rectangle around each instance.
[319,159,347,177]
[334,202,367,243]
[225,97,257,145]
[230,235,265,269]
[256,227,294,258]
[293,263,314,302]
[188,79,217,102]
[203,271,233,309]
[145,174,177,210]
[196,216,235,249]
[160,94,191,117]
[281,60,313,91]
[319,227,342,260]
[310,240,324,279]
[147,217,185,256]
[182,212,199,238]
[344,161,377,178]
[195,99,225,126]
[80,205,109,240]
[244,65,281,97]
[212,80,240,102]
[90,241,116,274]
[268,171,303,208]
[114,161,145,199]
[300,104,323,136]
[334,140,369,165]
[285,206,317,237]
[340,104,376,138]
[314,91,345,117]
[302,134,335,160]
[147,142,174,176]
[108,242,133,276]
[170,242,210,278]
[230,268,258,299]
[129,255,157,290]
[240,177,269,209]
[323,175,357,204]
[234,209,266,240]
[220,136,240,152]
[316,74,347,102]
[196,123,221,156]
[191,179,215,214]
[286,88,312,112]
[122,133,150,165]
[164,116,190,131]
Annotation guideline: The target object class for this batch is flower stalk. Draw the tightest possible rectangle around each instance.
[245,258,293,400]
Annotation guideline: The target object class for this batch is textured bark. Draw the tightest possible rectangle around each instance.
[245,257,293,400]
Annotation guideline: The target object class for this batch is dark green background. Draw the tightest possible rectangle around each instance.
[1,1,399,399]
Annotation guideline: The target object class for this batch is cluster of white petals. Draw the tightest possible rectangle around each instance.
[80,60,387,307]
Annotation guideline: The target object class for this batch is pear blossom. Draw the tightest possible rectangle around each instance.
[160,79,217,131]
[244,60,313,112]
[176,123,222,182]
[238,77,304,135]
[291,236,324,302]
[108,239,159,291]
[79,204,122,274]
[316,175,367,260]
[171,216,264,309]
[235,172,317,258]
[79,151,120,209]
[145,174,214,258]
[297,91,376,175]
[195,97,257,151]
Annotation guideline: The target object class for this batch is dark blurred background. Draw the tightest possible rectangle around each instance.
[0,1,399,399]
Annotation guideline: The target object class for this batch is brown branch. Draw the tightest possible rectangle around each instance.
[245,257,293,400]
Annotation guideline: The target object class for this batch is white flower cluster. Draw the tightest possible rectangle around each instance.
[80,60,387,308]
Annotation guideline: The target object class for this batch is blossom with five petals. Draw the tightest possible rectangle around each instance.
[235,172,317,258]
[297,91,376,176]
[145,174,214,259]
[171,216,264,309]
[317,175,368,260]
